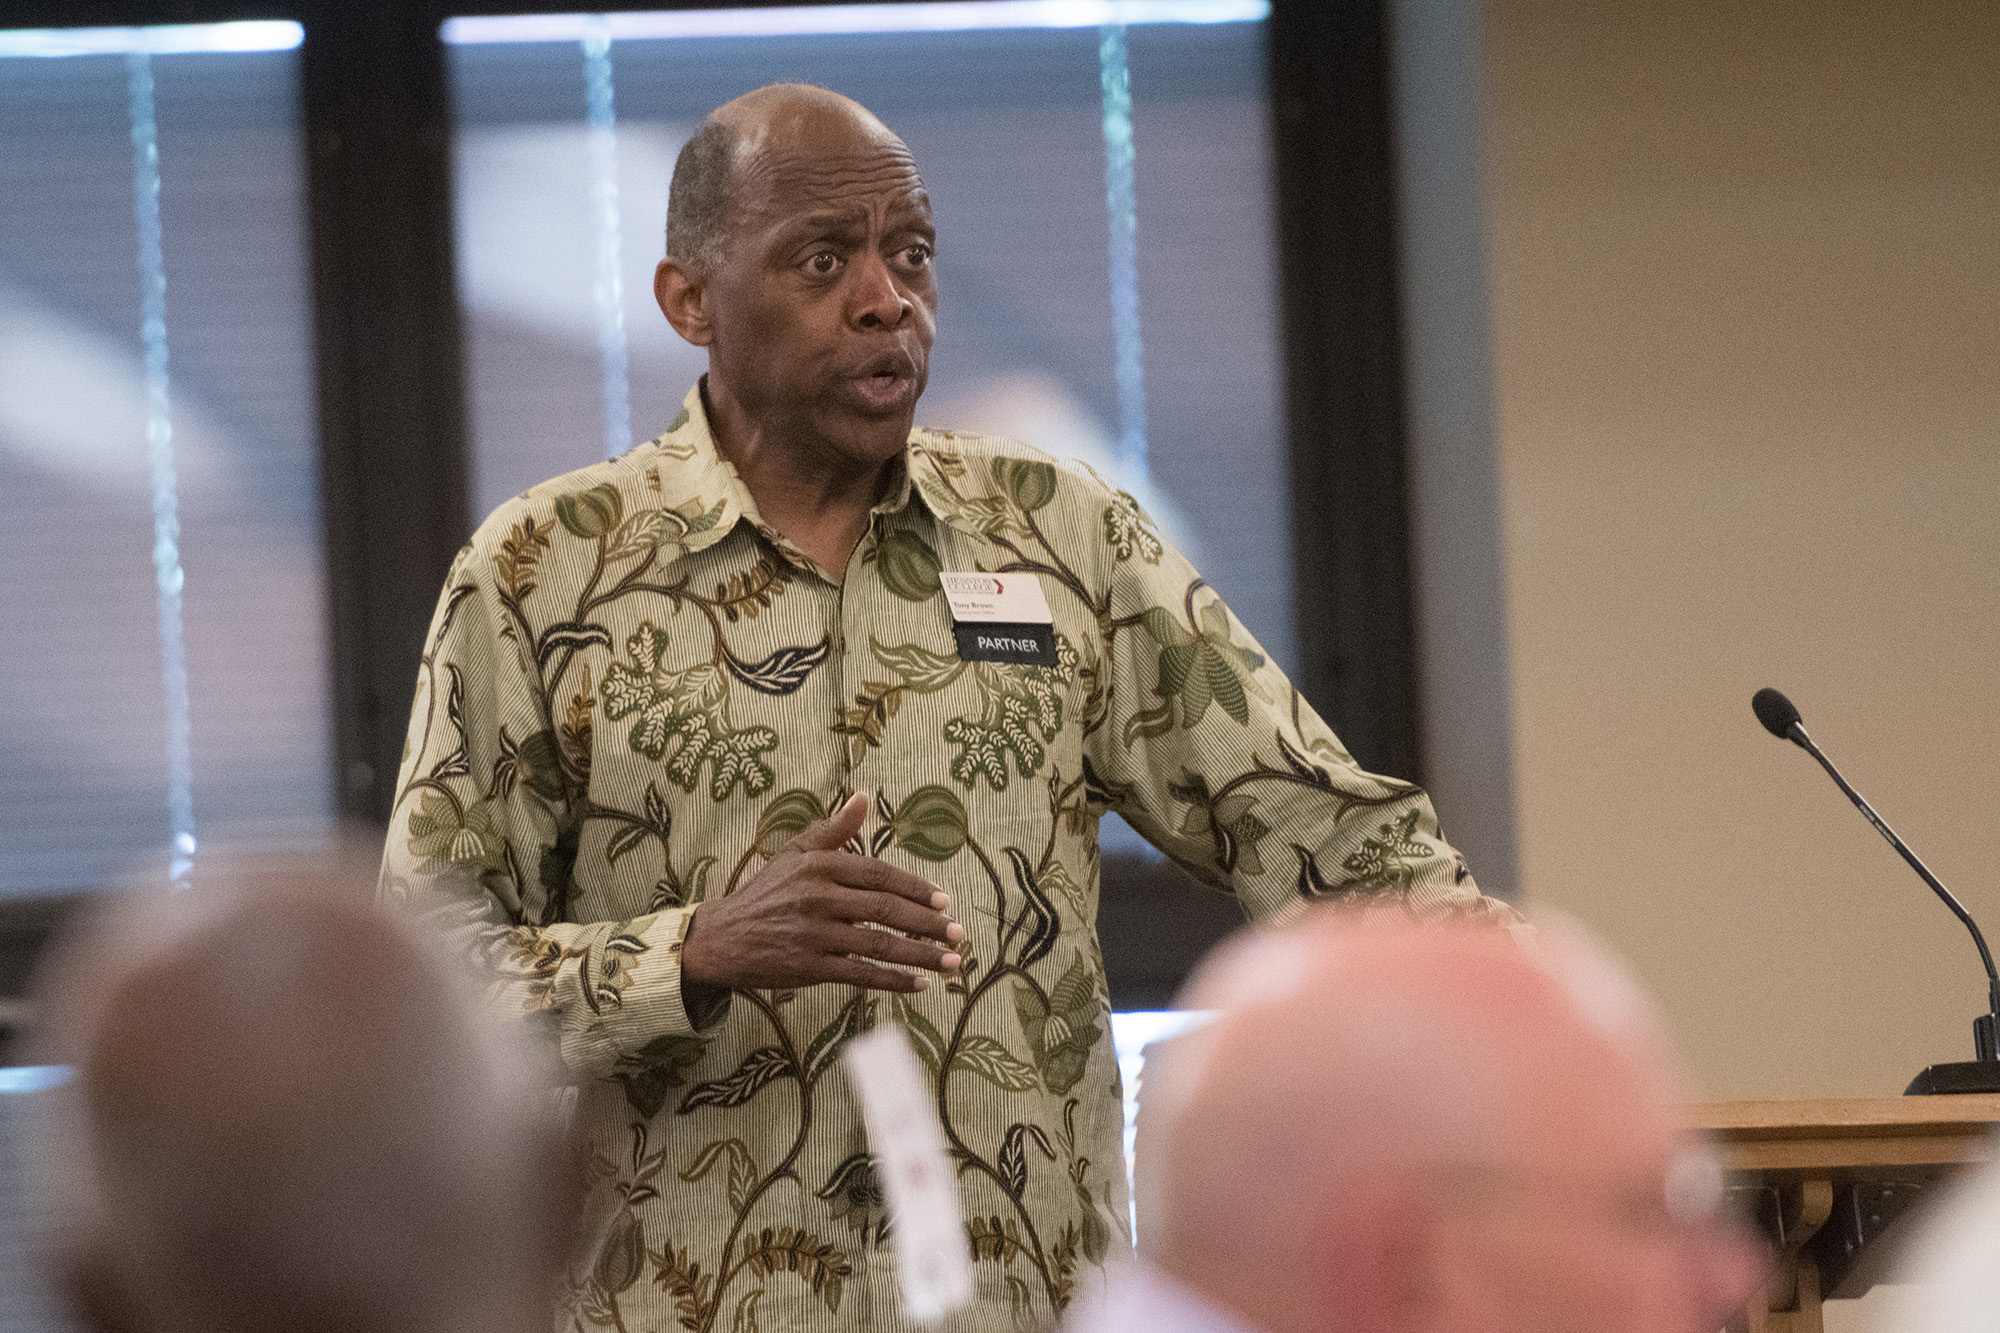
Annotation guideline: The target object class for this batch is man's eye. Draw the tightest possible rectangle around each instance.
[902,244,933,267]
[804,252,841,276]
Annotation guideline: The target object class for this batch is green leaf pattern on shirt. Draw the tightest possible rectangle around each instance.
[602,622,781,798]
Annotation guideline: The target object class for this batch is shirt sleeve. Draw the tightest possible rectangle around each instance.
[1086,493,1504,925]
[378,540,727,1082]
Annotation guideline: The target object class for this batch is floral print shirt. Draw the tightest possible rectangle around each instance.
[380,382,1491,1333]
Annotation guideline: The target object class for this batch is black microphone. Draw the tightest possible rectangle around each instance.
[1753,687,2000,1093]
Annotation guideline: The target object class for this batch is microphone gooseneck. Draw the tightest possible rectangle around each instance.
[1753,687,2000,1065]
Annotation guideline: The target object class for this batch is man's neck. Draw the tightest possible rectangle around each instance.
[702,380,897,579]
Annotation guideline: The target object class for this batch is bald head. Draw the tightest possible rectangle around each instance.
[31,870,574,1333]
[1134,911,1757,1333]
[667,84,910,277]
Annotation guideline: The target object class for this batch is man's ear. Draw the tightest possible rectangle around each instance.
[655,257,714,347]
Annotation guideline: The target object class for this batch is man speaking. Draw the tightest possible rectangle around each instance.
[382,84,1499,1332]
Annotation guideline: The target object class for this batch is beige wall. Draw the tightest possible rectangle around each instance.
[1488,0,2000,1111]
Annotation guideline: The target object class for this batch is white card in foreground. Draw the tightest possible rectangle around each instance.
[843,1026,974,1323]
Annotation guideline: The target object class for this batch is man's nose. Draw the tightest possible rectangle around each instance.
[850,253,910,330]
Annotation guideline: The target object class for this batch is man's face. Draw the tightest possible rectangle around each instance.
[700,110,937,463]
[1431,1041,1763,1333]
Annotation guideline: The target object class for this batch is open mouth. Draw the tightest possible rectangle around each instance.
[854,370,910,409]
[850,355,917,411]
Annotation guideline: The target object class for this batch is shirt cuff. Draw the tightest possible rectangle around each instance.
[557,909,730,1076]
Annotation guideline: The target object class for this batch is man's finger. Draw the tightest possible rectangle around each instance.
[828,923,961,973]
[824,853,950,910]
[822,885,961,945]
[786,792,869,854]
[824,955,932,994]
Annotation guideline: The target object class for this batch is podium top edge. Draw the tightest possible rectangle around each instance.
[1693,1095,2000,1139]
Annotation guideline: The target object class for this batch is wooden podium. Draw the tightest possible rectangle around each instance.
[1699,1095,2000,1332]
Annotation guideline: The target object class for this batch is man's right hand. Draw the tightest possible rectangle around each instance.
[681,792,965,1000]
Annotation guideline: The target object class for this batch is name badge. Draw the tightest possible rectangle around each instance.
[941,572,1057,666]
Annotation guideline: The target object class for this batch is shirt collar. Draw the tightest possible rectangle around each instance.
[640,381,987,572]
[905,429,985,540]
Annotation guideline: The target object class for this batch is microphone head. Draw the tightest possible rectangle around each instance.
[1752,687,1803,739]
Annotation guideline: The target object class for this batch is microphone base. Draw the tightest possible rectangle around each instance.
[1905,1061,2000,1095]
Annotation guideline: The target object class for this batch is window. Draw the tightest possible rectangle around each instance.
[0,23,331,897]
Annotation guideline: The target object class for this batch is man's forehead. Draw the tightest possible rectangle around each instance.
[731,139,931,227]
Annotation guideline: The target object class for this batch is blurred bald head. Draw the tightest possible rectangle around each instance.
[32,863,574,1333]
[1137,911,1759,1333]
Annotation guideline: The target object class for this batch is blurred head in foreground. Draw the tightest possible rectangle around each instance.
[28,855,576,1333]
[1100,910,1761,1333]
